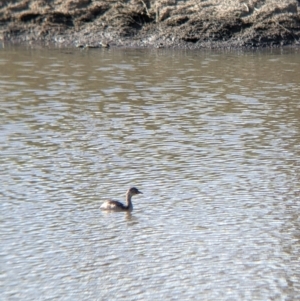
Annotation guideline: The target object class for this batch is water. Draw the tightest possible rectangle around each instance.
[1,45,300,300]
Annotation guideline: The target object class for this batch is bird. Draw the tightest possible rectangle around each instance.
[100,187,142,211]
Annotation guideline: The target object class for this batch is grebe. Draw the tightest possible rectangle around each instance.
[100,187,142,211]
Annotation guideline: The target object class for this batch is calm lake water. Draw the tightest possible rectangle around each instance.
[1,45,300,300]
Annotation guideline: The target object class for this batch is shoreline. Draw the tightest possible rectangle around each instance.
[1,0,299,50]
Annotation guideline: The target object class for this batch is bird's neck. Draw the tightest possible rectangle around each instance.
[125,193,133,211]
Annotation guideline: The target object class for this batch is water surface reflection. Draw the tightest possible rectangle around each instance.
[1,46,300,300]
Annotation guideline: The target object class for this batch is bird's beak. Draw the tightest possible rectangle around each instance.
[138,191,143,194]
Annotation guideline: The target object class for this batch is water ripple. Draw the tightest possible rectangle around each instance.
[1,47,300,301]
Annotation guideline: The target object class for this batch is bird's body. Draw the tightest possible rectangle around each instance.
[100,187,142,211]
[100,200,130,211]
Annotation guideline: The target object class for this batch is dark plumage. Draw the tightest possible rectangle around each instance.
[100,187,142,211]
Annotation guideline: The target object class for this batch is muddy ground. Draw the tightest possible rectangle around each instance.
[0,0,300,49]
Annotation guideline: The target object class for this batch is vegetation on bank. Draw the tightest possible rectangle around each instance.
[0,0,299,48]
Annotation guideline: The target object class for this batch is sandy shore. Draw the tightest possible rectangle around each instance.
[1,0,300,49]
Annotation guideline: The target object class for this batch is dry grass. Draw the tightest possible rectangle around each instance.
[151,0,299,20]
[0,0,299,46]
[1,0,299,21]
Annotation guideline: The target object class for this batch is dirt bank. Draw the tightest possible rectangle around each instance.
[1,0,300,49]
